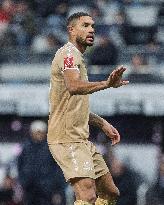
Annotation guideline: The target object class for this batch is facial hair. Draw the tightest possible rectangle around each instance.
[76,35,93,47]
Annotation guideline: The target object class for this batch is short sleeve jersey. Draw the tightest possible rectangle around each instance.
[47,42,89,144]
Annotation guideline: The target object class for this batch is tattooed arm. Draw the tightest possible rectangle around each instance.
[89,112,120,145]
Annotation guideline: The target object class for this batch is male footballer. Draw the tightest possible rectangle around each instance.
[48,12,129,205]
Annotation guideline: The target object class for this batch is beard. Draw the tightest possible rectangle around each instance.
[76,36,93,47]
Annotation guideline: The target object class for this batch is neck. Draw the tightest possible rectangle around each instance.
[69,39,86,54]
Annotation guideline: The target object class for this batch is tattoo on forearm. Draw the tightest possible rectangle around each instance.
[89,112,104,128]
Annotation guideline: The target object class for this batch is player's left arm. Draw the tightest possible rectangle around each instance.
[89,112,120,145]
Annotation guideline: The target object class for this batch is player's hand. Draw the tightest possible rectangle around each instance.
[106,65,129,88]
[102,120,120,146]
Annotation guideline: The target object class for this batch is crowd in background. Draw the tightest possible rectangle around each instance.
[0,0,164,205]
[0,120,66,205]
[0,119,163,205]
[0,0,163,64]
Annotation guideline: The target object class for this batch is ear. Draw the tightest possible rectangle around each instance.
[67,26,74,34]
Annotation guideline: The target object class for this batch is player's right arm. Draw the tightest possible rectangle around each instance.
[63,65,129,95]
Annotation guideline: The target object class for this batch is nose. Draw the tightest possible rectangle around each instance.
[89,26,95,34]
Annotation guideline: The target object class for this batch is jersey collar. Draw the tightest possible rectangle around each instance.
[68,42,83,56]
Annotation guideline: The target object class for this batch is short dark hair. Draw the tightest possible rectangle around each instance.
[67,12,91,27]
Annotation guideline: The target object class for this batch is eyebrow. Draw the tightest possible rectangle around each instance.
[83,22,95,27]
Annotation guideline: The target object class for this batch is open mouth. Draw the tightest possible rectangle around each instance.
[87,35,94,41]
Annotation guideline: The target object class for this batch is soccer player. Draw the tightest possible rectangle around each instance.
[48,12,129,205]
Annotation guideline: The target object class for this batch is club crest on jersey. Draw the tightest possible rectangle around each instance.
[64,56,74,69]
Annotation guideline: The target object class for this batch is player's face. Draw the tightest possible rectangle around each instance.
[74,16,95,47]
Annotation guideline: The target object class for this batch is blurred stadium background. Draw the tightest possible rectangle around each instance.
[0,0,164,204]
